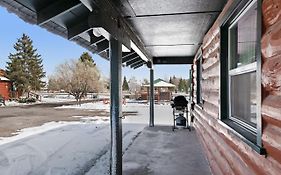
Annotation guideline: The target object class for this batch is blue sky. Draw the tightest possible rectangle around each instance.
[0,7,190,81]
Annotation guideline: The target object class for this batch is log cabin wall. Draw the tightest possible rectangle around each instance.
[191,0,281,174]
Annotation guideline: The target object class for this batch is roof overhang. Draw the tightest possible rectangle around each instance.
[0,0,227,67]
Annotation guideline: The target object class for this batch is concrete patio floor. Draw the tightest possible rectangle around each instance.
[123,126,211,175]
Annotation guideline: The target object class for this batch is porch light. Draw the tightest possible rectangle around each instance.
[92,28,102,37]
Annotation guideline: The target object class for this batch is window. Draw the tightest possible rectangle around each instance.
[228,0,257,131]
[189,69,193,102]
[221,0,264,154]
[196,51,202,105]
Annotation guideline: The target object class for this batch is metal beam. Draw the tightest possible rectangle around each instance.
[122,51,134,58]
[153,56,194,64]
[149,68,154,127]
[37,0,81,25]
[109,37,122,175]
[98,49,109,59]
[125,10,221,19]
[88,0,151,61]
[133,63,144,69]
[67,18,91,40]
[96,40,109,53]
[122,53,138,63]
[132,62,144,69]
[62,0,151,61]
[111,0,136,18]
[89,31,106,46]
[126,56,140,66]
[130,60,144,68]
[89,12,131,50]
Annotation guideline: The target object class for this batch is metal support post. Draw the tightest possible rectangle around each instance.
[109,37,122,175]
[149,68,154,127]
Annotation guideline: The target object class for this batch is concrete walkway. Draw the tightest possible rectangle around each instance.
[123,126,211,175]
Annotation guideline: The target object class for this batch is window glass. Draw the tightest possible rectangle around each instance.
[229,2,257,69]
[230,71,256,127]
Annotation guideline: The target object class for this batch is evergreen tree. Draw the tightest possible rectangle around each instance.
[79,52,95,66]
[6,34,45,95]
[169,77,172,84]
[178,78,185,92]
[6,55,28,95]
[28,53,46,91]
[122,76,129,91]
[185,79,191,93]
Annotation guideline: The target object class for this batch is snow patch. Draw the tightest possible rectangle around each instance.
[0,102,176,174]
[0,122,145,175]
[56,102,110,112]
[0,117,109,146]
[72,116,109,124]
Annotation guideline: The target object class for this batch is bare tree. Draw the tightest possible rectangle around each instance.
[50,60,101,105]
[128,76,141,93]
[47,76,60,92]
[142,78,149,85]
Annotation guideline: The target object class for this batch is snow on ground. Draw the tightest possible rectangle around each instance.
[2,98,72,107]
[125,102,173,126]
[85,124,144,175]
[0,101,175,175]
[0,120,145,175]
[2,96,90,107]
[3,100,40,107]
[0,119,108,146]
[56,101,111,112]
[40,97,76,103]
[56,101,174,126]
[0,121,78,145]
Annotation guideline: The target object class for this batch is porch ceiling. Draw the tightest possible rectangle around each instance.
[115,0,226,58]
[0,0,226,66]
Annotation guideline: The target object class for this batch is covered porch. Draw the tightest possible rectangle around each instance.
[1,0,281,174]
[123,126,210,175]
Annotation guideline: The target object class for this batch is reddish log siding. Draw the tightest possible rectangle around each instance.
[191,0,281,174]
[262,0,281,166]
[0,81,10,100]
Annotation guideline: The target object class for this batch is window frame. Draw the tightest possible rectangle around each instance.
[196,48,203,105]
[220,0,265,154]
[189,69,193,102]
[228,63,257,132]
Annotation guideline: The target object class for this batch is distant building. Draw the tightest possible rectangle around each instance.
[142,78,176,102]
[0,69,11,100]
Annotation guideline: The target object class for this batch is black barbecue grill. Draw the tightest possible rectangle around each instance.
[171,95,190,131]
